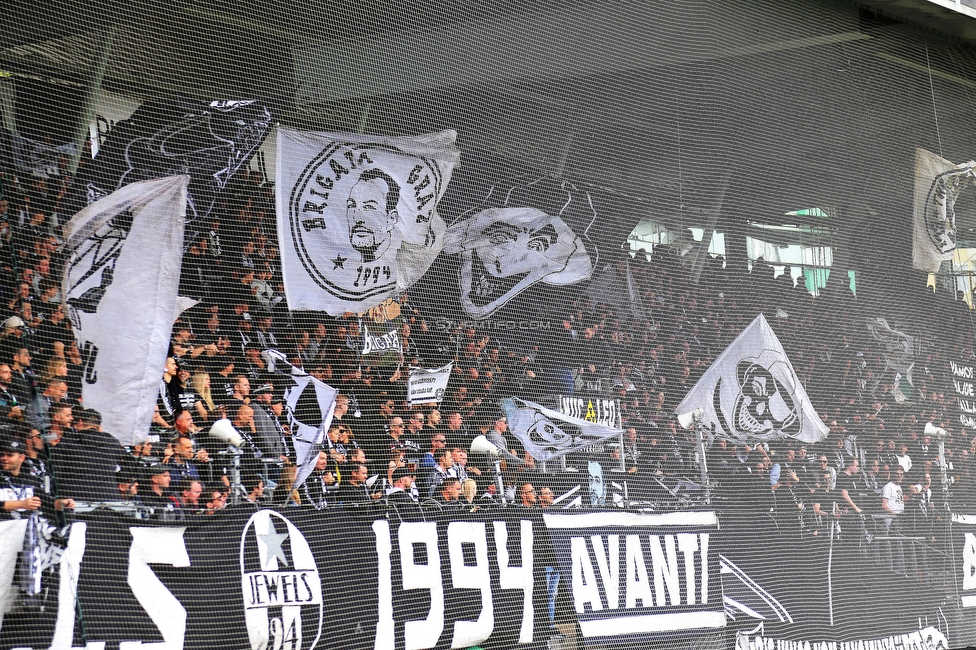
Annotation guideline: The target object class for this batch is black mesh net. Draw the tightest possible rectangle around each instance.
[1,1,976,649]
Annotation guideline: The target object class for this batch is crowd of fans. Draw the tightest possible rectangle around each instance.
[0,142,974,562]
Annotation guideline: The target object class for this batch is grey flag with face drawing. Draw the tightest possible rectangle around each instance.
[501,397,624,463]
[428,151,644,321]
[676,313,828,444]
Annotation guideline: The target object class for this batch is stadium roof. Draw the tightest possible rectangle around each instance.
[3,0,976,292]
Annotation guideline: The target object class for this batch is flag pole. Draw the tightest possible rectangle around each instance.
[695,419,711,505]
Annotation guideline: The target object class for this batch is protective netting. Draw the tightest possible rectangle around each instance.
[2,1,976,650]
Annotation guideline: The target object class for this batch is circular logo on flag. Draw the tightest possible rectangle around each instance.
[240,510,323,650]
[922,171,969,254]
[288,142,445,304]
[714,355,801,440]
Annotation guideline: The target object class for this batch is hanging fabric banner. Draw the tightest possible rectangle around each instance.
[407,362,453,404]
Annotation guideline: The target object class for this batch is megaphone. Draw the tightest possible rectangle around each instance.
[677,408,705,430]
[924,422,947,439]
[470,435,500,458]
[209,418,244,448]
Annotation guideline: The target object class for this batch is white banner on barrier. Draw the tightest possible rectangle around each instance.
[407,362,453,404]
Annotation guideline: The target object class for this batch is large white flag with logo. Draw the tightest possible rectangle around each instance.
[276,128,459,314]
[262,350,338,489]
[676,313,827,444]
[912,148,976,273]
[62,175,188,446]
[502,397,624,462]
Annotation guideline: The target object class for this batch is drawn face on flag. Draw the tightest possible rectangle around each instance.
[86,99,271,221]
[445,207,592,319]
[714,352,801,441]
[64,210,133,329]
[526,412,576,452]
[344,169,400,262]
[588,460,605,506]
[288,143,445,306]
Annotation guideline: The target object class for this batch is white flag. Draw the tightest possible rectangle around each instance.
[444,206,593,320]
[361,324,402,356]
[276,127,459,314]
[866,317,916,384]
[912,148,976,273]
[407,362,453,405]
[262,350,339,489]
[676,313,827,444]
[502,397,624,463]
[62,175,189,446]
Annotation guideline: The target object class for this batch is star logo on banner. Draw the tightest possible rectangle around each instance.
[258,525,290,570]
[332,255,347,269]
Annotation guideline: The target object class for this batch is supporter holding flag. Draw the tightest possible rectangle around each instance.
[51,408,125,503]
[261,349,338,490]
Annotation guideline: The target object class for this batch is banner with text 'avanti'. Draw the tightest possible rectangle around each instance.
[544,510,724,648]
[2,508,972,650]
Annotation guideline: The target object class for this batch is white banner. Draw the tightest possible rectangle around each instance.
[502,397,624,463]
[912,148,976,273]
[557,396,619,427]
[262,350,338,489]
[362,324,402,356]
[676,313,828,444]
[407,362,453,404]
[62,175,188,446]
[736,627,949,650]
[276,128,459,314]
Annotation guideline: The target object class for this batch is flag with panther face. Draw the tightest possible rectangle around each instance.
[676,313,828,444]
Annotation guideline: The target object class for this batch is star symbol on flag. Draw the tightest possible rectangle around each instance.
[332,255,347,269]
[259,526,290,570]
